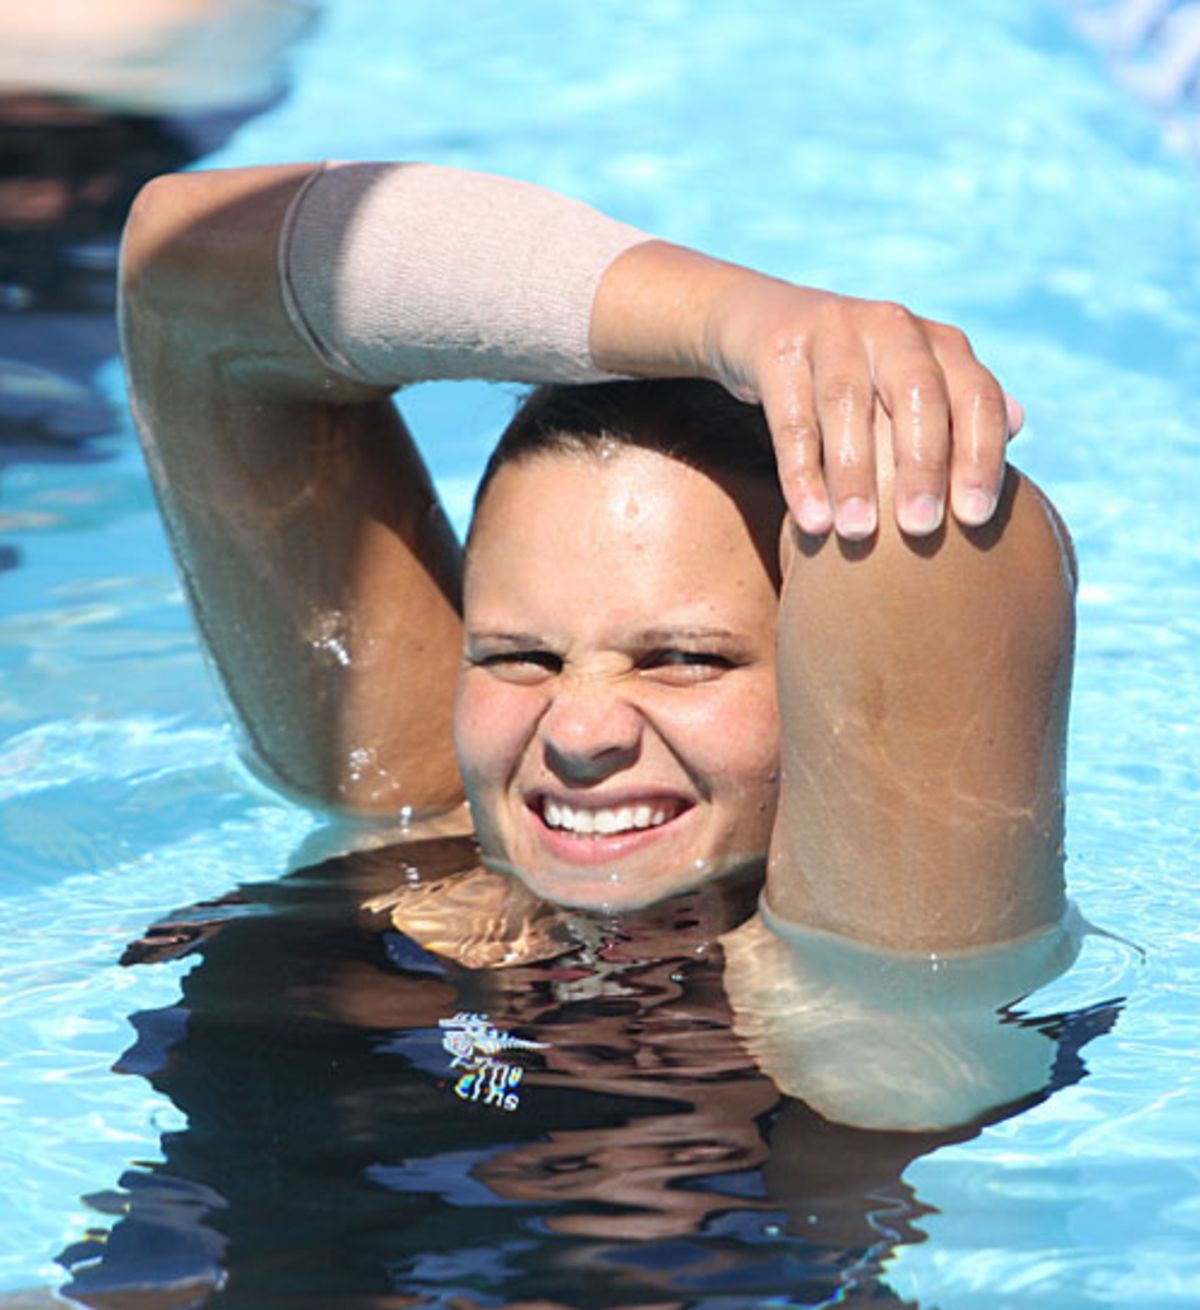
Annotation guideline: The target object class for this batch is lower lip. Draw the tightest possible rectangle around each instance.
[528,803,695,867]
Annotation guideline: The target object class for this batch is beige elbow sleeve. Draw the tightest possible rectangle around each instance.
[278,162,651,386]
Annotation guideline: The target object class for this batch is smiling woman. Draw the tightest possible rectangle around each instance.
[118,157,1076,1123]
[458,390,783,909]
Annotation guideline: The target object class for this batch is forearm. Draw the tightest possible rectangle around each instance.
[279,161,651,387]
[588,239,752,379]
[128,160,1020,539]
[122,161,657,397]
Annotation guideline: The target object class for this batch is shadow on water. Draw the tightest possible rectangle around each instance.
[56,841,1122,1310]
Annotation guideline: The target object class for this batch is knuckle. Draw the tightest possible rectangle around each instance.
[774,419,820,466]
[968,381,1009,431]
[780,440,821,477]
[931,321,972,355]
[812,296,852,329]
[903,366,949,406]
[766,327,808,367]
[819,374,867,412]
[873,299,918,330]
[897,435,949,476]
[775,411,818,442]
[830,441,871,474]
[920,451,950,478]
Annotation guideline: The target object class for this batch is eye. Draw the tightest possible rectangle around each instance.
[469,649,563,684]
[639,649,736,685]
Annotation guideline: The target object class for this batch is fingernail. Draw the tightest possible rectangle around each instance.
[959,487,995,525]
[798,494,833,536]
[902,492,944,535]
[837,496,877,539]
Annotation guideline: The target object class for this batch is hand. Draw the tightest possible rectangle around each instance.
[702,275,1020,539]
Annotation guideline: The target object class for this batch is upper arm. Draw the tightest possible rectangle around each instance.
[766,415,1076,953]
[119,167,466,815]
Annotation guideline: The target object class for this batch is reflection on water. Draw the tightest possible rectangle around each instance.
[723,902,1090,1132]
[0,0,314,469]
[58,842,1120,1309]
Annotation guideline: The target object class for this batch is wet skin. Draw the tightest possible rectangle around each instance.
[455,445,784,910]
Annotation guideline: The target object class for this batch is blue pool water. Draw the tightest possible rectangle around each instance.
[1,0,1199,1304]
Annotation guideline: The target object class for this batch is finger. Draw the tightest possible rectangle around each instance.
[949,375,1010,526]
[1005,392,1024,437]
[756,349,834,536]
[809,327,878,540]
[871,312,951,536]
[927,323,1010,526]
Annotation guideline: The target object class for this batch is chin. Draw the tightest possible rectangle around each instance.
[482,847,764,914]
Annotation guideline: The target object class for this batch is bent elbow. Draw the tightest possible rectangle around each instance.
[118,172,195,317]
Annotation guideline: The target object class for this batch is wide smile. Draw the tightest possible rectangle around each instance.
[525,791,696,865]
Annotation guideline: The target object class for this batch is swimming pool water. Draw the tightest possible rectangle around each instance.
[2,1,1199,1305]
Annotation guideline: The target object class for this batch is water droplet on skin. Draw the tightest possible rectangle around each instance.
[306,610,352,668]
[346,746,375,782]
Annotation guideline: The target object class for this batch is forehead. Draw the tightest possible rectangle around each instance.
[465,447,780,628]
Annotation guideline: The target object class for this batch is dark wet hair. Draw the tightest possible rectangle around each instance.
[470,378,777,532]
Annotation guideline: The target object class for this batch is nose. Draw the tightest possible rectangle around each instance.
[539,676,643,784]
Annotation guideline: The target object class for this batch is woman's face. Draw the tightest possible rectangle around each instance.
[455,445,782,910]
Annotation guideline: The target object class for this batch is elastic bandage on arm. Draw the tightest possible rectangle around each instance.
[279,162,652,386]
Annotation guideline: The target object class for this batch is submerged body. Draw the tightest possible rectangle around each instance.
[64,834,1112,1308]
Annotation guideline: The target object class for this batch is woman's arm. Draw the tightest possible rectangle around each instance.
[120,165,467,814]
[121,161,1021,816]
[592,241,1019,540]
[723,415,1077,1129]
[765,412,1077,953]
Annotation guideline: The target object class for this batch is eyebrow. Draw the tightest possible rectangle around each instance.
[465,627,743,646]
[636,627,742,644]
[464,630,549,647]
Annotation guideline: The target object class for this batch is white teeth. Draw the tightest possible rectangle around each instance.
[542,800,675,836]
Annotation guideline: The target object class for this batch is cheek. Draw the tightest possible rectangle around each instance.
[453,673,541,793]
[718,689,781,806]
[710,680,781,846]
[654,676,781,790]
